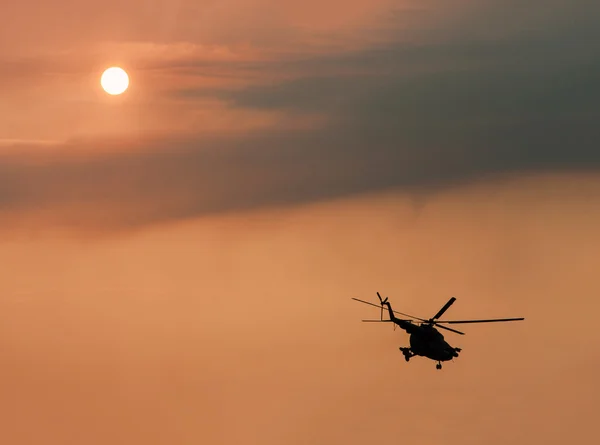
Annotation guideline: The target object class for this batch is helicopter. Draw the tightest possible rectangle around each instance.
[352,292,524,370]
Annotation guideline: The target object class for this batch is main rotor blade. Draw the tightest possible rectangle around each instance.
[351,298,426,322]
[436,317,525,324]
[351,298,382,310]
[361,319,392,322]
[431,297,456,321]
[433,323,465,335]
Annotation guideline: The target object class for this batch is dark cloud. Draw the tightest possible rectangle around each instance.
[2,1,599,230]
[0,131,445,230]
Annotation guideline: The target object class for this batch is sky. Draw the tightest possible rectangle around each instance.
[1,1,599,444]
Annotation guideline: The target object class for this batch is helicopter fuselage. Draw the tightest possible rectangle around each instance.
[408,325,459,362]
[394,319,460,364]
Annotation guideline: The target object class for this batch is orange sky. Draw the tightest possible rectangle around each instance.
[1,0,599,444]
[1,174,599,444]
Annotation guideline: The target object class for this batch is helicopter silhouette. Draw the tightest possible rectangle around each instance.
[352,292,524,369]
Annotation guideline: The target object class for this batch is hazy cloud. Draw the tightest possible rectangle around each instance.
[1,0,599,231]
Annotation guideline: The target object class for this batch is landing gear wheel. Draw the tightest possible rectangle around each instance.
[436,362,442,370]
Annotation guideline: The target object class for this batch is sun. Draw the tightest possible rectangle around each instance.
[100,67,129,95]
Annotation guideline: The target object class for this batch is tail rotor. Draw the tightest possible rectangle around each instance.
[376,292,397,330]
[376,292,388,321]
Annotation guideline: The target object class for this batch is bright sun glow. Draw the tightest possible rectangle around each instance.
[100,67,129,95]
